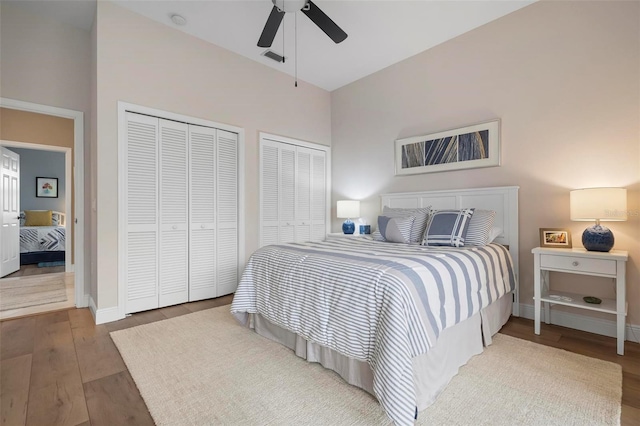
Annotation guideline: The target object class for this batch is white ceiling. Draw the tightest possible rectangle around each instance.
[10,0,536,91]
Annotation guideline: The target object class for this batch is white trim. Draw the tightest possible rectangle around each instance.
[519,303,640,344]
[258,132,332,245]
[89,295,124,325]
[117,101,245,320]
[0,98,86,308]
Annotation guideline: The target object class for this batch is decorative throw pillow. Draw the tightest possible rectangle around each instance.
[422,208,475,247]
[19,211,25,226]
[465,209,496,246]
[382,206,432,243]
[372,230,386,241]
[377,215,415,244]
[24,210,53,227]
[51,212,62,226]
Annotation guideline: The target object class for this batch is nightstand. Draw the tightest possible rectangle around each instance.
[532,247,628,355]
[326,233,369,239]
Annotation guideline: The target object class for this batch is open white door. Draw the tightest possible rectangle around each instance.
[1,147,20,278]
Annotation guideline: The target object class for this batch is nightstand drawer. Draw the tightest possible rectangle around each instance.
[540,254,616,275]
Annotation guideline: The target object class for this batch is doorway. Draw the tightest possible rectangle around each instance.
[0,98,86,319]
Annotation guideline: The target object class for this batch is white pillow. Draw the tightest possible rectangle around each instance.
[465,210,497,246]
[382,206,431,243]
[488,227,502,243]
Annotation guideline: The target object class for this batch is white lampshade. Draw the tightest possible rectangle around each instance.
[570,188,627,222]
[337,200,360,219]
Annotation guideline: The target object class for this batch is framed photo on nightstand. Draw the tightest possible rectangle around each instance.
[539,228,572,248]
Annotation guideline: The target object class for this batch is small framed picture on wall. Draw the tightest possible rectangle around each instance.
[539,228,572,248]
[36,177,58,198]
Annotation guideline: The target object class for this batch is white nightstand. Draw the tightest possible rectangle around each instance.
[531,247,628,355]
[326,233,369,239]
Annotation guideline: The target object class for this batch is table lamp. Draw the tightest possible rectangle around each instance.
[337,200,360,234]
[570,188,627,252]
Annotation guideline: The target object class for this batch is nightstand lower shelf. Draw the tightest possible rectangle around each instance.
[537,291,620,315]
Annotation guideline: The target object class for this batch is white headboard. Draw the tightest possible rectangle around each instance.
[380,186,519,316]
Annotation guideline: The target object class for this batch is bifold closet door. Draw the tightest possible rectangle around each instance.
[158,119,189,308]
[295,147,312,242]
[125,112,160,314]
[216,130,239,296]
[310,150,327,241]
[260,140,280,247]
[189,125,217,301]
[279,144,296,243]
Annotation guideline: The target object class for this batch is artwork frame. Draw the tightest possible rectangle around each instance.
[539,228,572,248]
[36,177,58,198]
[395,119,500,175]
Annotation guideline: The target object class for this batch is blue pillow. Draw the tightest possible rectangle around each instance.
[422,209,475,247]
[377,215,415,244]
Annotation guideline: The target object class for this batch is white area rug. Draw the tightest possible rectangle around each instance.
[0,274,67,311]
[111,306,622,426]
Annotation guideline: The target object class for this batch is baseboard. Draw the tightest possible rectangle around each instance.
[518,303,640,344]
[89,296,124,325]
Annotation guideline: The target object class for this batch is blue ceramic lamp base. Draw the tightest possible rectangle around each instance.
[582,224,614,252]
[342,219,355,234]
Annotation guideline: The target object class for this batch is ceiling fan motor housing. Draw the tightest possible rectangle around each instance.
[273,0,308,13]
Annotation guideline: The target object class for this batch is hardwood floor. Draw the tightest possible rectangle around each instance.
[1,299,638,425]
[3,264,66,279]
[0,272,75,321]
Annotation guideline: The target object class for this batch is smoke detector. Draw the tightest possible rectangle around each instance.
[170,14,187,26]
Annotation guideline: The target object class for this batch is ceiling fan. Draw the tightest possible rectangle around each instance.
[258,0,348,48]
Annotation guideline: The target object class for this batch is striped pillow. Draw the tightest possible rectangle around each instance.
[422,208,475,247]
[465,210,497,246]
[382,206,432,243]
[377,215,415,244]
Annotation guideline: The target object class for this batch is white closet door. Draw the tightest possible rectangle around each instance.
[279,144,296,243]
[125,112,159,314]
[311,150,327,241]
[295,147,312,242]
[158,119,189,308]
[260,141,280,247]
[216,130,239,296]
[189,125,217,301]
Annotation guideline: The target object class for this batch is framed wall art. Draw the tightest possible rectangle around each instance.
[539,228,572,248]
[395,119,500,175]
[36,177,58,198]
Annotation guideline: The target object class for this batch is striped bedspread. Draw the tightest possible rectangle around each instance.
[231,239,516,425]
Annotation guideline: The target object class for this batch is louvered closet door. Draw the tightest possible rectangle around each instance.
[158,119,189,308]
[311,150,327,241]
[260,140,280,247]
[125,112,159,314]
[189,125,216,301]
[295,147,312,242]
[216,130,239,296]
[279,144,296,243]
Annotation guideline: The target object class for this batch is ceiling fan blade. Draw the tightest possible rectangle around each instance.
[258,6,285,48]
[302,0,347,44]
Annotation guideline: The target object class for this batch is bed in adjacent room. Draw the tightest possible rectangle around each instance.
[231,186,519,426]
[19,210,66,265]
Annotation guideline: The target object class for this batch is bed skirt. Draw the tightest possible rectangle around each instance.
[20,250,65,265]
[250,294,513,414]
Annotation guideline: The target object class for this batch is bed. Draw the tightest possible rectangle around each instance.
[19,210,66,265]
[231,186,519,425]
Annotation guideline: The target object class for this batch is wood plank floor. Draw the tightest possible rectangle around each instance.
[3,264,66,279]
[1,298,638,425]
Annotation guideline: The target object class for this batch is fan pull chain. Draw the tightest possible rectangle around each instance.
[295,12,298,87]
[282,13,285,63]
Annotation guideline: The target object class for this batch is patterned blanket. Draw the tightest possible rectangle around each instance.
[19,226,66,253]
[231,239,516,425]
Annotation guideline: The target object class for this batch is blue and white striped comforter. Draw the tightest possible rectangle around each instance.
[231,239,516,425]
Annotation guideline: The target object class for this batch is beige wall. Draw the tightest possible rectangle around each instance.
[0,2,92,297]
[94,2,332,309]
[331,1,640,326]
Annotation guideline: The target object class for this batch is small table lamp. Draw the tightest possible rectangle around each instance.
[337,200,360,234]
[570,188,627,252]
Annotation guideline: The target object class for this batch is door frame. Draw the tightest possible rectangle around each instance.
[0,98,86,307]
